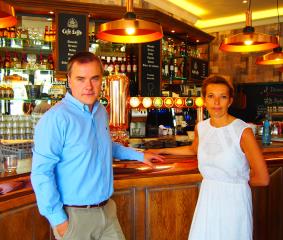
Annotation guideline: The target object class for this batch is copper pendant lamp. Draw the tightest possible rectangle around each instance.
[96,0,163,43]
[256,0,283,65]
[219,0,278,53]
[0,1,17,28]
[256,46,283,65]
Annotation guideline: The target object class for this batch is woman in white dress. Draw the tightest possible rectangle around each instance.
[148,76,269,240]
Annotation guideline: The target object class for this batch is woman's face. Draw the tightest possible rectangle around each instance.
[204,83,233,119]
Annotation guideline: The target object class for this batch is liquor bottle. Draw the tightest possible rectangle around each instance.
[90,26,96,43]
[12,53,21,69]
[120,57,126,74]
[126,55,131,79]
[169,58,174,83]
[39,53,47,70]
[21,53,28,69]
[44,26,50,42]
[108,57,114,74]
[114,57,120,73]
[103,56,110,75]
[162,57,169,80]
[0,55,3,68]
[48,54,54,70]
[174,59,178,78]
[50,26,56,42]
[4,100,11,114]
[132,55,138,95]
[10,26,16,38]
[179,60,185,79]
[262,113,271,145]
[3,52,11,69]
[100,56,106,73]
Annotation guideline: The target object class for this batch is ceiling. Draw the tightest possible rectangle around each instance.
[150,0,283,32]
[54,0,283,33]
[8,0,283,41]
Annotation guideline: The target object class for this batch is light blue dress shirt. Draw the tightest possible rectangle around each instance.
[31,92,144,227]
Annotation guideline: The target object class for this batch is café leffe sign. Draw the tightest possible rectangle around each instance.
[57,13,87,72]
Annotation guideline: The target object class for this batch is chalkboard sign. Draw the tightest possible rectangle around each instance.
[57,12,88,72]
[189,57,208,81]
[235,83,283,122]
[141,40,161,96]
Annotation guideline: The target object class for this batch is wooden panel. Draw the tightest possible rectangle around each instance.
[113,188,136,240]
[266,167,283,240]
[146,184,199,240]
[0,203,49,240]
[32,206,52,240]
[253,166,283,240]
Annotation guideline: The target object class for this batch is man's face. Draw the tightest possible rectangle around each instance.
[68,61,102,111]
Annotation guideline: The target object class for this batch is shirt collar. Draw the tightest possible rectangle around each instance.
[64,92,100,114]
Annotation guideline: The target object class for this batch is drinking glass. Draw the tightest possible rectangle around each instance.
[3,155,18,173]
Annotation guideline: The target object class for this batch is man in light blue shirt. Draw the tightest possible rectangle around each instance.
[31,52,163,240]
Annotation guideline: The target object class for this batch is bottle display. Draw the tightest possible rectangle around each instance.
[0,18,58,119]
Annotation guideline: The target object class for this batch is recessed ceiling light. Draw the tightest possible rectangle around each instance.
[196,39,199,42]
[242,0,248,3]
[171,30,175,33]
[49,11,54,14]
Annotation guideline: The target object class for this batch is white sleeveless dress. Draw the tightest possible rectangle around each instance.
[188,118,252,240]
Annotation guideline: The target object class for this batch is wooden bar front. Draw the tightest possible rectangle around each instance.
[0,148,283,240]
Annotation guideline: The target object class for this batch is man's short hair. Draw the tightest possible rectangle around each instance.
[67,52,103,76]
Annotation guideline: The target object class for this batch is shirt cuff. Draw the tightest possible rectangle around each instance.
[131,150,144,162]
[46,209,68,227]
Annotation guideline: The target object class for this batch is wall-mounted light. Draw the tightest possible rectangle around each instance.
[142,97,152,108]
[0,1,17,28]
[129,97,141,108]
[153,97,163,108]
[96,0,163,43]
[195,97,204,107]
[174,98,183,108]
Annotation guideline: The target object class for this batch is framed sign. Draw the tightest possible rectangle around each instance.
[56,12,88,72]
[140,40,161,96]
[189,57,208,81]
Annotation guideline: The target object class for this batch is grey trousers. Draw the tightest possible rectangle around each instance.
[53,199,126,240]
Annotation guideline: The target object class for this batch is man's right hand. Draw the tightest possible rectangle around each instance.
[56,220,69,237]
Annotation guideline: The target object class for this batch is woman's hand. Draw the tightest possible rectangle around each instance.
[143,152,165,168]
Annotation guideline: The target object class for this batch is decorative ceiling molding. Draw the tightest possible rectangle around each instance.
[203,16,280,33]
[143,0,199,25]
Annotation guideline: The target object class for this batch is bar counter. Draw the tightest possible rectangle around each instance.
[0,142,283,240]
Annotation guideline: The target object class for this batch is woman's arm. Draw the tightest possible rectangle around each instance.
[240,128,270,186]
[147,127,199,156]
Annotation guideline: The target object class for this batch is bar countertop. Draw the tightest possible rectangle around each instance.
[0,140,283,199]
[1,140,283,181]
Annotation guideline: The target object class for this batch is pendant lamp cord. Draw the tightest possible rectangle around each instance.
[277,0,280,36]
[248,0,251,11]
